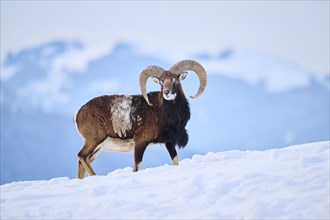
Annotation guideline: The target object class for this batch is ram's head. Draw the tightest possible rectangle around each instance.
[139,60,207,106]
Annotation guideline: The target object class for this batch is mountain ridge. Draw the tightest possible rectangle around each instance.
[1,40,329,184]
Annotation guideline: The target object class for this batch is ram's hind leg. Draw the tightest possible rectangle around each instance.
[165,142,179,165]
[77,160,85,179]
[77,142,98,178]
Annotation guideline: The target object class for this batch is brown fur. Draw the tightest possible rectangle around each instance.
[74,72,190,179]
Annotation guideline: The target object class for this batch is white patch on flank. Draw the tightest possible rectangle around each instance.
[73,111,85,141]
[111,96,133,138]
[90,148,102,162]
[95,137,135,154]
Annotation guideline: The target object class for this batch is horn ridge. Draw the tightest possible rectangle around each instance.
[139,65,165,106]
[169,60,207,99]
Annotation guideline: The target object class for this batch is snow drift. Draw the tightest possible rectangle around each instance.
[1,141,329,219]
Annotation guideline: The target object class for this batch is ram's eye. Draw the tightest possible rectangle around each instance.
[151,77,162,84]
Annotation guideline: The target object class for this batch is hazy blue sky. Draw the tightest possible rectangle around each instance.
[1,1,329,75]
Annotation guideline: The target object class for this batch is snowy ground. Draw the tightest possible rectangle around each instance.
[1,141,329,219]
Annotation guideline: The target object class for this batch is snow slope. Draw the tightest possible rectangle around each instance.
[1,141,329,219]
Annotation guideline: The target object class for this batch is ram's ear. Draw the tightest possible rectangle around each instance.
[151,76,161,84]
[179,71,188,81]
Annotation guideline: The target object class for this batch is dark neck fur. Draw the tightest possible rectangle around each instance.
[159,90,191,148]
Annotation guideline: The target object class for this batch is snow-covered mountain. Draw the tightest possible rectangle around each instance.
[1,40,329,184]
[1,141,329,219]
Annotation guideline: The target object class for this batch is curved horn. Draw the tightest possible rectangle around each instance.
[139,65,165,106]
[169,60,207,99]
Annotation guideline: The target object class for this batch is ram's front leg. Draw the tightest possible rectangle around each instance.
[133,143,147,172]
[165,142,179,165]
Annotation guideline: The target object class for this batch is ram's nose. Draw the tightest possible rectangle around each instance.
[164,89,170,95]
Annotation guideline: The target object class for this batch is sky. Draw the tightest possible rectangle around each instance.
[1,1,329,77]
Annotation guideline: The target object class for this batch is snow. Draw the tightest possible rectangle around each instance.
[1,141,329,219]
[110,95,133,138]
